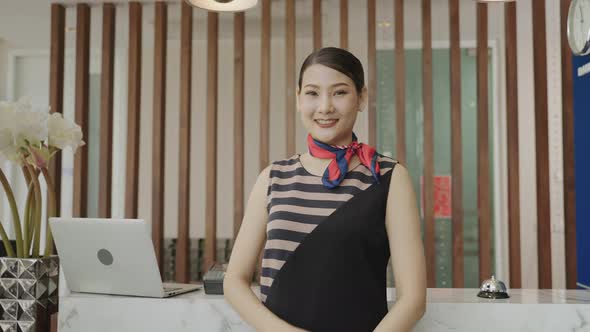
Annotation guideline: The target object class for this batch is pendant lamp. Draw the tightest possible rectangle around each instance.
[184,0,258,12]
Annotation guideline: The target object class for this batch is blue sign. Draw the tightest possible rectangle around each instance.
[573,55,590,289]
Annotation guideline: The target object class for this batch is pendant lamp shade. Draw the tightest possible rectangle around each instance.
[184,0,258,12]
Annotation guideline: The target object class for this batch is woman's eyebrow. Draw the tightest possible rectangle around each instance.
[303,82,350,89]
[330,82,350,88]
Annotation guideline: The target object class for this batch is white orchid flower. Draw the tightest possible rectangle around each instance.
[48,112,85,153]
[11,97,49,148]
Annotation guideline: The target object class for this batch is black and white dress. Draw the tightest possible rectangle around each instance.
[260,153,398,332]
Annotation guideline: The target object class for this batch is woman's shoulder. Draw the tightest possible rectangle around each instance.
[269,153,300,167]
[262,154,302,179]
[375,153,399,176]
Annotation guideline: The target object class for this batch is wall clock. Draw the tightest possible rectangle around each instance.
[568,0,590,56]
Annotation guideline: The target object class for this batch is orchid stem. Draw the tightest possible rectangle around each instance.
[41,168,56,257]
[0,167,23,257]
[26,165,42,258]
[0,220,15,257]
[22,176,35,257]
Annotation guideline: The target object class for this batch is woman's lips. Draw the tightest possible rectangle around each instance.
[315,119,339,128]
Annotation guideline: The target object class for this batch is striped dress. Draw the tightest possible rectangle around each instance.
[260,153,397,331]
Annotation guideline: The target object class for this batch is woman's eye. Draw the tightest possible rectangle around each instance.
[334,90,348,96]
[305,91,318,96]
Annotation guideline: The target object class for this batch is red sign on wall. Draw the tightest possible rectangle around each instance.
[420,175,452,219]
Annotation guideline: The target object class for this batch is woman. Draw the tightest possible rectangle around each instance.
[224,47,426,332]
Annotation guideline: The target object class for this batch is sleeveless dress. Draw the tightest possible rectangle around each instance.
[260,153,398,332]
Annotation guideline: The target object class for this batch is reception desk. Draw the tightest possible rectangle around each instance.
[58,286,590,331]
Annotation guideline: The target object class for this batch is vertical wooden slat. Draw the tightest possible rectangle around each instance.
[531,0,552,289]
[313,0,322,50]
[152,2,167,273]
[51,309,58,332]
[449,0,464,288]
[367,0,376,147]
[394,0,406,164]
[476,2,491,283]
[176,1,192,283]
[98,4,115,219]
[286,0,296,156]
[205,11,219,275]
[73,4,90,218]
[233,12,245,240]
[49,6,64,331]
[505,1,522,288]
[48,4,65,219]
[125,2,142,219]
[422,0,436,289]
[260,0,271,171]
[560,0,577,290]
[340,0,348,50]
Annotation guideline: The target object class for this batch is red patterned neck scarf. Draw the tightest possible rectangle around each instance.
[307,133,380,189]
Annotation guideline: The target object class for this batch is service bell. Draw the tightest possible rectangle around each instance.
[477,275,510,299]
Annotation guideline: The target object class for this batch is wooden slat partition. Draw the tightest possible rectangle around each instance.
[205,11,219,275]
[394,0,406,164]
[260,0,271,171]
[48,4,65,218]
[286,0,296,156]
[560,0,577,289]
[152,2,167,272]
[505,1,522,288]
[422,0,436,288]
[449,0,464,288]
[233,12,245,239]
[476,2,491,283]
[98,4,115,219]
[73,4,90,218]
[125,2,142,219]
[313,0,322,50]
[340,0,348,50]
[531,0,552,289]
[367,0,376,147]
[176,1,192,283]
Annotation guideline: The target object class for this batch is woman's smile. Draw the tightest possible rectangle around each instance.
[314,118,339,128]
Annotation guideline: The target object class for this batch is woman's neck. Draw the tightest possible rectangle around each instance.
[300,152,360,176]
[314,136,354,147]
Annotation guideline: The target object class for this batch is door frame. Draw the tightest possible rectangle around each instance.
[376,39,508,282]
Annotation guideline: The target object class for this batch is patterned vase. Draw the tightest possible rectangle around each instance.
[0,256,59,332]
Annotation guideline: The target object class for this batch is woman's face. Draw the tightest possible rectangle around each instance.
[297,64,367,146]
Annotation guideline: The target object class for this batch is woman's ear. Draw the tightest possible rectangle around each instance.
[358,86,368,112]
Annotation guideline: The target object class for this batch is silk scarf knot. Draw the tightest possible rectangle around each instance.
[307,133,380,189]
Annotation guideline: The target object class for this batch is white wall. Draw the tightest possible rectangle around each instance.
[0,0,567,288]
[0,38,6,220]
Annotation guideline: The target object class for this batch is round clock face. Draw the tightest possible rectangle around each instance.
[568,0,590,55]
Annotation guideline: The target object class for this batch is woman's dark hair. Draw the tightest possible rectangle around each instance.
[298,47,365,94]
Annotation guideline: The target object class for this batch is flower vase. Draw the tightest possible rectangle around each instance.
[0,255,59,332]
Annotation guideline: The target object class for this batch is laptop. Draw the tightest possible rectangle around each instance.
[49,217,201,298]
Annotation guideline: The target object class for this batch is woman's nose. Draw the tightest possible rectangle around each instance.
[318,95,334,113]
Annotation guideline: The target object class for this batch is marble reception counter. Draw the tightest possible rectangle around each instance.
[57,287,590,331]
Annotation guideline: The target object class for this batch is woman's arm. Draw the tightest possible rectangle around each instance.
[224,166,307,332]
[374,164,427,332]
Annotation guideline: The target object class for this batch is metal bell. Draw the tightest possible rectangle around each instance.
[477,275,510,299]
